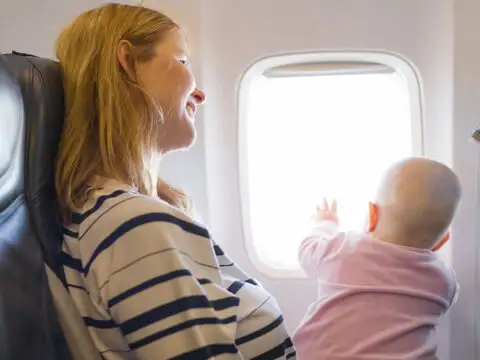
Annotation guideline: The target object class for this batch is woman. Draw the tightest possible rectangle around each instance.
[55,3,295,359]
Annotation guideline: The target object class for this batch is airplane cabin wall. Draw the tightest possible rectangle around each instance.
[199,0,458,358]
[451,1,480,359]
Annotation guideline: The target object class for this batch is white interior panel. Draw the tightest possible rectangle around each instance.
[199,1,456,358]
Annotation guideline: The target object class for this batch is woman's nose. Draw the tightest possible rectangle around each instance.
[192,88,206,105]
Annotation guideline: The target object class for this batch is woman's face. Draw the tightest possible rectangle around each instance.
[122,28,205,153]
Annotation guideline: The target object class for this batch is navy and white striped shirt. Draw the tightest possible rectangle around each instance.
[59,177,296,359]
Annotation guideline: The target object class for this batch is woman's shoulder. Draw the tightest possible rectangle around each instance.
[74,181,210,242]
[70,182,220,275]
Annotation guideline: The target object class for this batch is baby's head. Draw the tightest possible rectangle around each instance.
[367,157,462,251]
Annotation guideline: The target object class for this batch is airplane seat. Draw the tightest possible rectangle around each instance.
[0,52,100,360]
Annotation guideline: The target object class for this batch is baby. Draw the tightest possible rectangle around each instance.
[293,157,461,359]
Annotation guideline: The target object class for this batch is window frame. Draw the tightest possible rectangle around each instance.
[238,51,425,278]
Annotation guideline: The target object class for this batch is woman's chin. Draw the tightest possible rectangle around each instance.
[164,130,196,154]
[181,122,196,148]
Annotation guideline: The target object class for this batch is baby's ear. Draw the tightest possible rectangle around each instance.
[432,231,450,252]
[367,202,379,233]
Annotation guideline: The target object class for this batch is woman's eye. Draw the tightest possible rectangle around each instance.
[179,59,190,66]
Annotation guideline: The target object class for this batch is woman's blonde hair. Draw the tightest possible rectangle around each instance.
[55,2,192,219]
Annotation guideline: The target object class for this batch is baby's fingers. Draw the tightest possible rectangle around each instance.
[322,197,329,210]
[331,199,338,213]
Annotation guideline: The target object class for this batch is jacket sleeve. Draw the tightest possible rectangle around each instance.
[298,220,340,277]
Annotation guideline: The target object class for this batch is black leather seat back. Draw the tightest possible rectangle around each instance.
[0,52,71,360]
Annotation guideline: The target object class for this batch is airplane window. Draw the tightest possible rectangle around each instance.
[239,57,423,276]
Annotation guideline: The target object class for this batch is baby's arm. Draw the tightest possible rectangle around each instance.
[298,199,340,277]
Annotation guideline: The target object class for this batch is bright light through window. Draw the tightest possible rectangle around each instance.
[243,67,418,271]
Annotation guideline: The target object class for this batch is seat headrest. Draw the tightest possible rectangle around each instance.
[0,52,65,269]
[0,55,23,210]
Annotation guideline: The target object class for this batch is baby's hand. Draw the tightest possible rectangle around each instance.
[312,198,339,224]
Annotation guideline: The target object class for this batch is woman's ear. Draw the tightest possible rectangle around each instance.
[117,39,136,80]
[367,202,380,233]
[432,231,450,252]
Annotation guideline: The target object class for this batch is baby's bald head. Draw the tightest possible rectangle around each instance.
[371,157,461,250]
